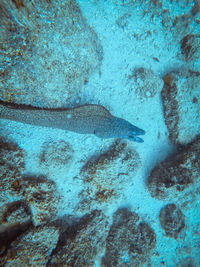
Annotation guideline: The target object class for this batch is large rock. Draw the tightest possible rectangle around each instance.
[0,200,32,256]
[39,140,74,171]
[0,138,60,226]
[162,69,200,144]
[180,34,200,63]
[0,137,26,202]
[0,226,59,267]
[0,200,32,225]
[0,0,103,107]
[77,141,141,212]
[19,175,60,226]
[159,203,185,239]
[48,210,109,267]
[127,67,163,99]
[148,135,200,200]
[102,208,156,267]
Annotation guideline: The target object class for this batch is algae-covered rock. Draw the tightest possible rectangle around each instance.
[40,140,74,170]
[159,203,185,239]
[0,138,60,226]
[162,70,200,144]
[0,137,25,202]
[148,135,200,200]
[0,0,103,108]
[48,210,109,267]
[0,200,32,225]
[0,226,59,267]
[77,141,141,212]
[180,34,200,62]
[102,208,156,267]
[19,175,60,226]
[134,67,163,99]
[0,200,32,256]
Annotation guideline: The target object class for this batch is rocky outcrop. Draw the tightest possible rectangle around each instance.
[159,203,185,239]
[1,226,59,267]
[0,138,26,202]
[102,208,156,267]
[77,141,141,212]
[127,67,163,99]
[40,140,74,171]
[0,138,60,226]
[0,0,103,108]
[148,135,200,200]
[48,210,109,267]
[180,34,200,63]
[0,200,32,256]
[162,70,200,144]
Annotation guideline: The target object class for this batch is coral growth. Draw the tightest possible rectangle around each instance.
[1,226,59,266]
[0,138,60,226]
[162,69,200,144]
[0,0,103,107]
[0,137,26,202]
[77,141,141,212]
[180,34,200,62]
[159,203,185,239]
[102,208,156,267]
[40,140,74,171]
[48,210,109,267]
[127,67,163,99]
[148,135,200,200]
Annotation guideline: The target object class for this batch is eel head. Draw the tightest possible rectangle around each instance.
[94,116,145,142]
[110,117,145,142]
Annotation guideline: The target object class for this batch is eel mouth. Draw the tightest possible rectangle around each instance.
[126,128,146,142]
[129,135,144,143]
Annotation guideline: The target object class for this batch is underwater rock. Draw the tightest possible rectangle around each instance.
[77,141,141,212]
[0,220,32,257]
[162,69,200,144]
[159,203,185,239]
[0,200,32,256]
[19,175,60,226]
[0,137,25,202]
[0,200,32,225]
[180,34,200,62]
[0,137,60,226]
[160,1,198,41]
[0,226,59,266]
[0,0,103,108]
[48,210,109,267]
[102,208,156,267]
[147,135,200,200]
[127,67,163,99]
[40,140,74,170]
[179,257,196,267]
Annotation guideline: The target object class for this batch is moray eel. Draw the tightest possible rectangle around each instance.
[0,102,145,142]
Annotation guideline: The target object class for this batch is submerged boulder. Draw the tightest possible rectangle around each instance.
[102,208,156,267]
[1,226,59,266]
[162,69,200,144]
[0,138,25,202]
[159,203,185,239]
[40,140,74,171]
[77,141,141,212]
[127,67,163,100]
[0,0,103,107]
[0,137,60,226]
[180,34,200,63]
[148,135,200,200]
[48,210,109,267]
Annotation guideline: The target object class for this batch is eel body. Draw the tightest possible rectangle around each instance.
[0,102,145,142]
